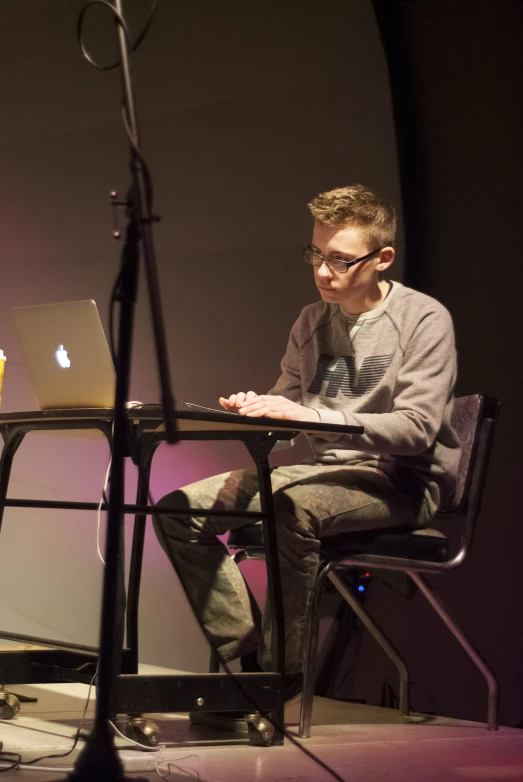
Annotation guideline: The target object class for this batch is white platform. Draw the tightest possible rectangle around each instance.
[1,661,523,781]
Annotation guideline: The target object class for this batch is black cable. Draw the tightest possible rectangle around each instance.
[120,104,155,212]
[108,264,123,367]
[79,1,159,371]
[0,673,96,772]
[410,680,443,716]
[382,678,444,717]
[0,753,21,773]
[78,0,158,218]
[77,0,158,71]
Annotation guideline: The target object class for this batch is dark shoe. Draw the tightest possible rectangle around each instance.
[189,709,250,732]
[189,672,303,732]
[282,671,302,702]
[240,650,263,672]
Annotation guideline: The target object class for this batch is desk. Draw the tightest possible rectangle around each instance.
[0,407,363,744]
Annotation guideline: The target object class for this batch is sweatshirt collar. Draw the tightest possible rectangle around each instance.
[338,280,397,323]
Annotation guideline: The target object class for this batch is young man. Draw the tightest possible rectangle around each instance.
[153,184,460,720]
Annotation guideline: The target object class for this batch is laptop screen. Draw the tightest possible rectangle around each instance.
[12,300,116,410]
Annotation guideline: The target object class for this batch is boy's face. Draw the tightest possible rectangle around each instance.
[311,221,394,312]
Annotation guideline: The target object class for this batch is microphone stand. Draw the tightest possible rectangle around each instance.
[60,2,177,779]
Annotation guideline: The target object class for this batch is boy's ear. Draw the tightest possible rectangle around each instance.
[376,247,394,272]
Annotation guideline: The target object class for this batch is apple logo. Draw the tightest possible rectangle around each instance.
[56,345,71,368]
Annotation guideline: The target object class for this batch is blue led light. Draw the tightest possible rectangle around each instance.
[357,585,365,593]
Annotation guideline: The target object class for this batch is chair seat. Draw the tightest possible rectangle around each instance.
[227,523,449,563]
[321,527,449,562]
[228,522,265,550]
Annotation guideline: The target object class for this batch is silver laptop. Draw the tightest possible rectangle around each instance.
[12,300,116,409]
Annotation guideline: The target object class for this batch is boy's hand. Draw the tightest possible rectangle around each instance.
[219,393,320,422]
[219,391,259,411]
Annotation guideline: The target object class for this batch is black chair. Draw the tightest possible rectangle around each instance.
[225,393,500,737]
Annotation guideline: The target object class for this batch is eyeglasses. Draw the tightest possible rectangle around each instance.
[303,245,382,273]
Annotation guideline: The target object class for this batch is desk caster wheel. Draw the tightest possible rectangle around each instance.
[246,713,275,746]
[0,691,20,720]
[126,716,160,747]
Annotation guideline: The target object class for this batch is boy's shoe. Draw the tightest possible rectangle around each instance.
[188,672,302,732]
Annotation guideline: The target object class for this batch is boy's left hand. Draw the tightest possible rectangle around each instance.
[236,395,320,422]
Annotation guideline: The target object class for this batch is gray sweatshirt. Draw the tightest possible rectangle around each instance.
[268,281,461,511]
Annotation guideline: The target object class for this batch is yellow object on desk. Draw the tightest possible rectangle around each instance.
[0,349,5,407]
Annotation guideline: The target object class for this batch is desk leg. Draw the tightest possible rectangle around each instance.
[126,439,159,674]
[0,429,27,534]
[254,453,285,744]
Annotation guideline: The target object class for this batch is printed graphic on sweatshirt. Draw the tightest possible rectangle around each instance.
[307,353,395,398]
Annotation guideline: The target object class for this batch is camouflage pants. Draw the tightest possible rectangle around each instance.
[153,464,432,673]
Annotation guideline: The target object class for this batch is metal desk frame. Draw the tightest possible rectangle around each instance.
[0,407,362,744]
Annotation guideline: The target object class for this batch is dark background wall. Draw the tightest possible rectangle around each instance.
[0,0,401,677]
[0,0,521,727]
[341,0,523,727]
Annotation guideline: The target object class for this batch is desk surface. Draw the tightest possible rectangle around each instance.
[0,406,363,436]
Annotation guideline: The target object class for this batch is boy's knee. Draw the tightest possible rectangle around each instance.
[153,490,193,536]
[273,488,314,534]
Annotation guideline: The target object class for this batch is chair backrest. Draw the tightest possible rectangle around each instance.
[443,393,499,516]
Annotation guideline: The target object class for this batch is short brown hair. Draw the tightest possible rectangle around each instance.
[307,184,396,248]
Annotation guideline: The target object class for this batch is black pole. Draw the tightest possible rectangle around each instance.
[59,2,177,778]
[112,0,178,445]
[64,224,142,782]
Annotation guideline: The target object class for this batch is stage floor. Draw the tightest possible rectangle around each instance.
[1,661,522,781]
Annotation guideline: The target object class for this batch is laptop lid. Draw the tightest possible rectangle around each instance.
[12,300,116,410]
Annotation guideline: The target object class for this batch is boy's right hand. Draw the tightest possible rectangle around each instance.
[219,391,259,411]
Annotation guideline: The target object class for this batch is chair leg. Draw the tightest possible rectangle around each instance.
[409,572,499,731]
[327,570,411,719]
[298,562,332,738]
